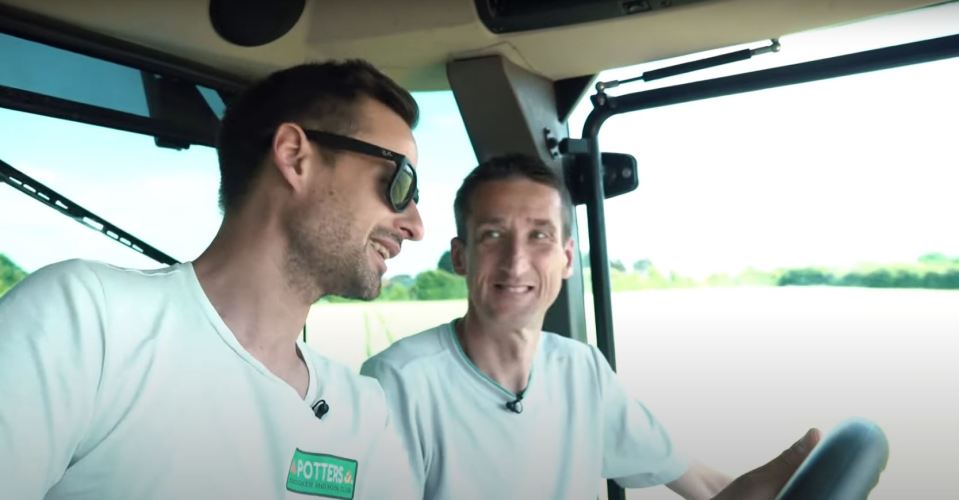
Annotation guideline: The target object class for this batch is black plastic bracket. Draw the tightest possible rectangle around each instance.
[142,72,220,150]
[557,138,638,205]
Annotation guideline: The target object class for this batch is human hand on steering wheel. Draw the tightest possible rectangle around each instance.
[712,418,889,500]
[711,428,821,500]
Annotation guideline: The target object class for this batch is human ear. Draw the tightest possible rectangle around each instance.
[271,123,311,192]
[561,238,575,279]
[451,237,468,276]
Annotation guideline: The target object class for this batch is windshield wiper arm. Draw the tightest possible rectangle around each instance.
[0,158,179,266]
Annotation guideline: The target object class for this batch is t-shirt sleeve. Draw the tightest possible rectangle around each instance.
[355,369,424,500]
[592,346,688,488]
[0,261,105,499]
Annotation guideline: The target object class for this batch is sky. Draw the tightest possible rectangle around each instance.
[572,57,959,277]
[2,2,958,278]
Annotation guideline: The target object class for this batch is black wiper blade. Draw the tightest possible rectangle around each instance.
[0,158,179,265]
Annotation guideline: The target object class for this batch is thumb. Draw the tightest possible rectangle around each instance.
[758,428,822,490]
[711,428,822,500]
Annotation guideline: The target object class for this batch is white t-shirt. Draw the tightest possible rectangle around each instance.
[0,260,417,500]
[360,321,687,500]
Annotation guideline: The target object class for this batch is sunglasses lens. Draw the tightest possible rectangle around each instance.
[390,163,417,211]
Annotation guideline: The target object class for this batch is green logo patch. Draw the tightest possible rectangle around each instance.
[286,449,358,499]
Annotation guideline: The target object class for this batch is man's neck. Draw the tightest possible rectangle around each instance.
[457,312,542,394]
[192,216,313,397]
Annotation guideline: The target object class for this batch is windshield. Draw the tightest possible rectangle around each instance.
[569,3,959,499]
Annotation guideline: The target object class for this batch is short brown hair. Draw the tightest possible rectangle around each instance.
[453,154,573,241]
[216,60,418,212]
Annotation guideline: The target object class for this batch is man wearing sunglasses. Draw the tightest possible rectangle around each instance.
[0,61,423,499]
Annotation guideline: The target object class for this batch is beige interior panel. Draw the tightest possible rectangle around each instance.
[0,0,943,89]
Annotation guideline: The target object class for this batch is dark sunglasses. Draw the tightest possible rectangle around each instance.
[302,129,419,213]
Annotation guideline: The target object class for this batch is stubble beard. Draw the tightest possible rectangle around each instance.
[285,210,381,302]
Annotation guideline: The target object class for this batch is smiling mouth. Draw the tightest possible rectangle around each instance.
[494,284,534,293]
[369,234,401,262]
[370,240,391,261]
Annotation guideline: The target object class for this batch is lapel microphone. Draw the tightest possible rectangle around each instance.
[312,399,329,420]
[505,392,524,414]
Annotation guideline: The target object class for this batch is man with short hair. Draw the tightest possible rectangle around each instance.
[0,60,423,500]
[361,153,819,500]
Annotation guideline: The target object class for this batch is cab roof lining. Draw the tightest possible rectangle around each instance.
[0,0,943,90]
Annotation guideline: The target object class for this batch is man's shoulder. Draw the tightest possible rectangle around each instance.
[26,258,180,289]
[361,322,453,375]
[540,331,600,359]
[538,331,611,382]
[16,259,109,289]
[2,259,176,306]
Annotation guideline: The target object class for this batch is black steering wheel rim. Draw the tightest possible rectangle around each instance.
[775,418,889,500]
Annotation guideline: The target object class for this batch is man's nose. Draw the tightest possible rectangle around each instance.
[499,236,530,274]
[397,200,425,241]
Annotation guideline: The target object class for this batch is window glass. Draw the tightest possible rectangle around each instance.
[569,4,959,499]
[0,32,224,121]
[197,86,227,119]
[0,32,149,116]
[0,178,160,295]
[1,107,222,269]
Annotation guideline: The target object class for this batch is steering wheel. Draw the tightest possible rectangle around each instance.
[775,418,889,500]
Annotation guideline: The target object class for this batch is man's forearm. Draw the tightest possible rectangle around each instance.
[667,461,733,500]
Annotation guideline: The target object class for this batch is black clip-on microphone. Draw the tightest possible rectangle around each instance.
[312,399,329,420]
[505,392,524,414]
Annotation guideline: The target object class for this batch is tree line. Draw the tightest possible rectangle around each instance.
[3,251,958,303]
[776,253,959,290]
[600,252,959,292]
[323,251,466,303]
